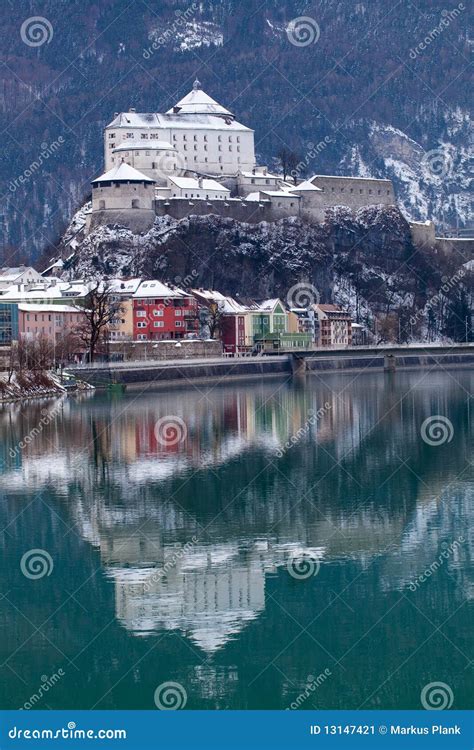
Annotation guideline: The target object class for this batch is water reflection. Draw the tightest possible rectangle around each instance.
[0,371,473,708]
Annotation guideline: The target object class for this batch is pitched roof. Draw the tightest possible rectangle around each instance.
[289,180,322,192]
[168,176,230,192]
[106,111,251,132]
[168,80,233,118]
[92,162,155,184]
[134,280,185,299]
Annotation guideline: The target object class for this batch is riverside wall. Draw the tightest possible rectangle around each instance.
[71,345,474,389]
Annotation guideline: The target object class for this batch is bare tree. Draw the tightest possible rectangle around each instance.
[75,278,124,363]
[278,147,302,184]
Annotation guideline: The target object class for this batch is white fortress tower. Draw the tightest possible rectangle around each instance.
[104,79,256,181]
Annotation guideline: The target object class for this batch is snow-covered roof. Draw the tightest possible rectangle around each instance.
[92,163,155,184]
[311,174,392,184]
[261,190,300,199]
[167,79,233,118]
[0,280,89,301]
[289,180,322,192]
[106,112,251,132]
[257,298,283,312]
[108,278,142,294]
[134,280,186,299]
[18,303,81,313]
[239,171,280,180]
[168,176,230,192]
[113,140,175,153]
[0,266,40,281]
[244,192,270,202]
[191,289,247,314]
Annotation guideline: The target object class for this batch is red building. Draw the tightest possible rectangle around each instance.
[133,280,197,341]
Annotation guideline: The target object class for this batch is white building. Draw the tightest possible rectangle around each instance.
[166,175,230,200]
[104,79,255,180]
[0,266,43,291]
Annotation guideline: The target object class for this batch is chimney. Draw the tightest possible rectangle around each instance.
[114,112,118,117]
[129,107,136,113]
[198,176,203,188]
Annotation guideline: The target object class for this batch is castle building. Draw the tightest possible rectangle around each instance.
[104,79,256,181]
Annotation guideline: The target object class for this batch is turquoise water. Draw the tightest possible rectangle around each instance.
[0,370,472,710]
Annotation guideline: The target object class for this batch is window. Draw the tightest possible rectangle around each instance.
[109,133,115,139]
[141,133,148,139]
[237,146,240,153]
[125,133,134,139]
[218,135,222,142]
[204,135,207,142]
[136,310,146,317]
[153,321,164,328]
[137,322,147,328]
[251,178,255,184]
[175,310,182,316]
[194,145,197,151]
[194,135,197,141]
[131,198,139,208]
[218,145,222,151]
[368,189,372,194]
[153,309,163,316]
[237,136,240,143]
[183,135,187,141]
[175,321,182,327]
[359,189,363,194]
[183,145,187,151]
[204,145,207,151]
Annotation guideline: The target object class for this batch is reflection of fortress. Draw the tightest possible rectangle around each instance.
[1,376,473,651]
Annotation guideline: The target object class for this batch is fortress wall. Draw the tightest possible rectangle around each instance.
[310,176,395,210]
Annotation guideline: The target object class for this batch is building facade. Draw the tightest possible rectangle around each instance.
[104,80,256,180]
[133,281,197,341]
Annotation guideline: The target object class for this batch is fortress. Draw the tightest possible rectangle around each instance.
[88,79,396,234]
